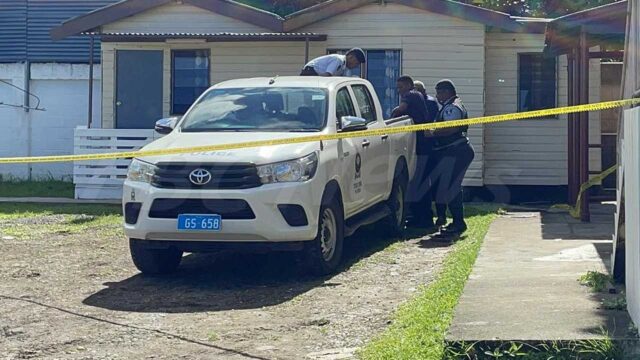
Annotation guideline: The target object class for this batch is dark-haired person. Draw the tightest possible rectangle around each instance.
[427,79,475,237]
[391,75,435,229]
[300,48,366,76]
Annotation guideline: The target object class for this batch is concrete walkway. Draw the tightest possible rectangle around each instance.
[0,197,120,205]
[447,203,634,342]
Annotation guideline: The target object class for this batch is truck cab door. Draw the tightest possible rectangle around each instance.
[351,84,391,205]
[335,86,367,217]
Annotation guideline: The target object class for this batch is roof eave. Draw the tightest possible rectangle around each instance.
[50,0,284,40]
[283,0,529,33]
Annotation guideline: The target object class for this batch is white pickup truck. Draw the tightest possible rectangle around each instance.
[123,76,416,275]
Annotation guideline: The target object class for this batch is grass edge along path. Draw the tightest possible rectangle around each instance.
[359,205,498,360]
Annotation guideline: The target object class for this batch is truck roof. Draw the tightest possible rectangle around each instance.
[213,76,364,89]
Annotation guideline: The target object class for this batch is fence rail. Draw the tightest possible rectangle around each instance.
[73,127,158,199]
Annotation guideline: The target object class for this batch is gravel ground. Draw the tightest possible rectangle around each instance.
[0,213,451,360]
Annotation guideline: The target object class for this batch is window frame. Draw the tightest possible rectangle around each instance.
[517,52,558,113]
[170,49,211,116]
[335,86,358,130]
[350,84,378,124]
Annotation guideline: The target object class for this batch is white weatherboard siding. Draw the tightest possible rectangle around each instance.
[101,41,325,128]
[485,32,601,186]
[102,2,269,33]
[300,3,485,186]
[210,42,325,83]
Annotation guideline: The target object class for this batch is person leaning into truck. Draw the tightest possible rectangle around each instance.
[300,48,366,76]
[391,75,435,229]
[412,80,445,229]
[427,79,475,237]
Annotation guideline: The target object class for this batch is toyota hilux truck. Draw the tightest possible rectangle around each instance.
[123,76,416,275]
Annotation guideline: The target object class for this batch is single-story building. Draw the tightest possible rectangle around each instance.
[46,0,611,199]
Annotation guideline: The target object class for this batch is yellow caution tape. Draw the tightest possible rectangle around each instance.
[551,164,618,219]
[0,98,639,164]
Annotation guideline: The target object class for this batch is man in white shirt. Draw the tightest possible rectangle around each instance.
[300,48,366,76]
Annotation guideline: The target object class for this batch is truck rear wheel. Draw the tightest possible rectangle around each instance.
[385,172,408,237]
[303,197,344,276]
[129,239,183,275]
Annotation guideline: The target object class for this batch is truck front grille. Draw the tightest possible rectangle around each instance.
[148,199,255,219]
[152,163,261,190]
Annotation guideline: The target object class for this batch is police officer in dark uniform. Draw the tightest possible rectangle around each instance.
[391,75,434,229]
[428,79,475,236]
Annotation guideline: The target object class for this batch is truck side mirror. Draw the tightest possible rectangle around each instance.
[340,116,367,132]
[155,116,180,134]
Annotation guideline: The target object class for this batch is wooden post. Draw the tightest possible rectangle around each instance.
[579,27,591,222]
[88,33,95,128]
[567,52,576,204]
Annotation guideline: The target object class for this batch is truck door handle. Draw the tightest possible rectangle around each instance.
[362,140,371,148]
[381,134,389,141]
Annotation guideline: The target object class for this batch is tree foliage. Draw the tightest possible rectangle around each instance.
[458,0,623,17]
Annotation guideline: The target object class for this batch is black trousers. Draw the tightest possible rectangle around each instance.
[408,154,435,224]
[300,66,318,76]
[430,141,475,225]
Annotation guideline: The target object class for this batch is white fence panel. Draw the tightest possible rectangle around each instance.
[73,127,158,199]
[624,108,640,328]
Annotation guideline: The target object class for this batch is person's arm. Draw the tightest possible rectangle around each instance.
[391,101,408,118]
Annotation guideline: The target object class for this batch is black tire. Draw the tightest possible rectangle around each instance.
[303,195,344,276]
[385,170,408,237]
[129,239,183,275]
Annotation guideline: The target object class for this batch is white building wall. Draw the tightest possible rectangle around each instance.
[0,63,101,180]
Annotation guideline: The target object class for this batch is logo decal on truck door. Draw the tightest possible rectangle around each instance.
[353,153,363,194]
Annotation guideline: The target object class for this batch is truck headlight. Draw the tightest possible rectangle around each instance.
[127,159,158,183]
[257,152,318,184]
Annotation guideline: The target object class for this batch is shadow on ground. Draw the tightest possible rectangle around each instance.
[83,205,493,313]
[83,223,411,313]
[540,203,615,240]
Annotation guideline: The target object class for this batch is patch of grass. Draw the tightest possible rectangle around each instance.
[579,271,611,293]
[0,203,123,238]
[602,295,627,311]
[0,180,74,198]
[445,337,621,360]
[358,205,499,360]
[207,331,219,342]
[0,203,121,220]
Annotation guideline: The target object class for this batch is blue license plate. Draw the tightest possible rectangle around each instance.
[177,214,221,231]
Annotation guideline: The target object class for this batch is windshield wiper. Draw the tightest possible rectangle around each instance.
[288,129,321,132]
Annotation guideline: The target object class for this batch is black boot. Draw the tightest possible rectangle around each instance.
[442,192,466,235]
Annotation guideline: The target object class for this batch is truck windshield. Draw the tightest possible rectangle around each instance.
[180,87,328,132]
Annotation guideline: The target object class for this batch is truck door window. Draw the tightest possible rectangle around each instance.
[351,85,377,123]
[336,87,357,121]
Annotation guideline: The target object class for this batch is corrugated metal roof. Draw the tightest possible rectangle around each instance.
[0,0,27,61]
[0,0,119,63]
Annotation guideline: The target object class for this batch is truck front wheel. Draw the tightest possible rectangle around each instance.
[303,197,344,276]
[129,239,183,275]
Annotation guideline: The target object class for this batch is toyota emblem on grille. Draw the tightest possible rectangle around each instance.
[189,168,212,186]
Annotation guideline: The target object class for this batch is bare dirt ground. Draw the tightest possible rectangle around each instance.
[0,212,451,360]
